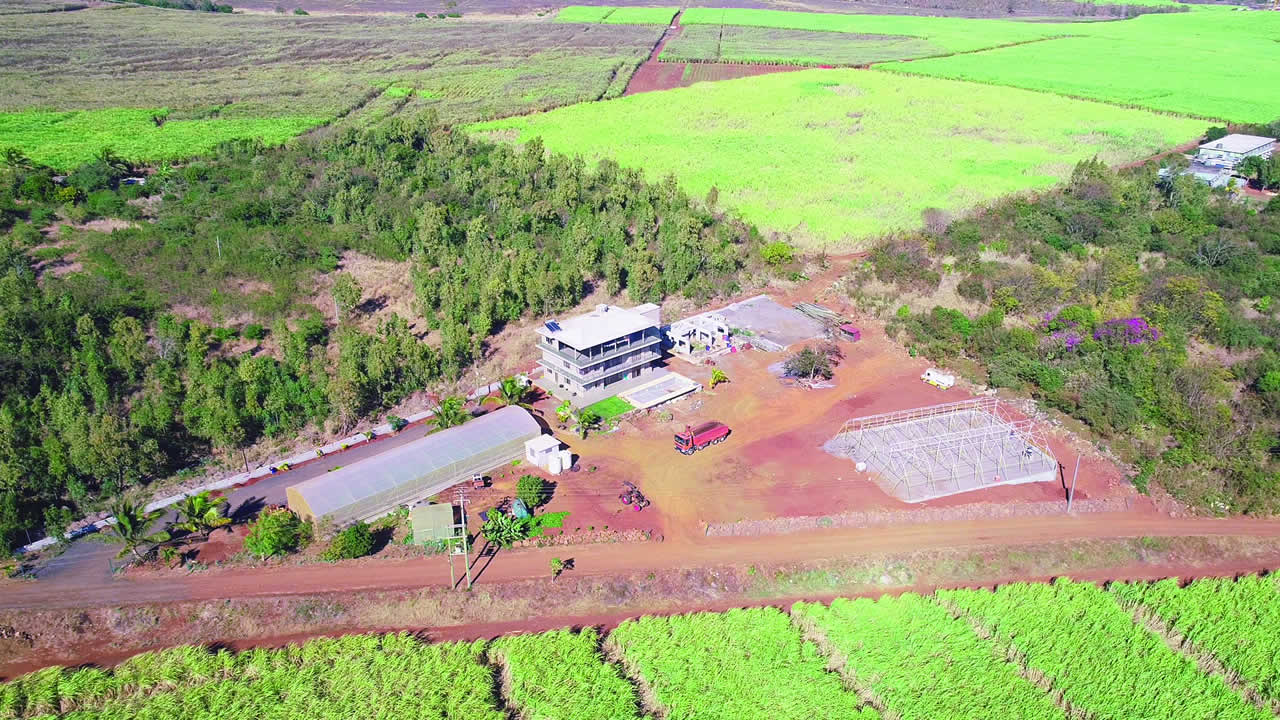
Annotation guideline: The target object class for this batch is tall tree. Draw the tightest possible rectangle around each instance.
[330,273,363,323]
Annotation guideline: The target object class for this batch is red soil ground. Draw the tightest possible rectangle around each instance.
[623,11,809,96]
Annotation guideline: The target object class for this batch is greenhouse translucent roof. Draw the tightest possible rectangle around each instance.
[410,504,457,543]
[287,406,541,524]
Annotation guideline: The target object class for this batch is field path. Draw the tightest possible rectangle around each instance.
[623,10,685,95]
[5,513,1280,612]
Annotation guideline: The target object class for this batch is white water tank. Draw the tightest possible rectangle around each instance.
[558,449,573,471]
[548,453,563,476]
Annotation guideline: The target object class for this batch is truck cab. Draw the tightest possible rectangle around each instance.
[674,421,730,455]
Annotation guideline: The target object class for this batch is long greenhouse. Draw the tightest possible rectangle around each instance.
[286,406,542,525]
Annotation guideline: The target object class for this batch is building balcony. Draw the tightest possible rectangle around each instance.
[538,348,662,384]
[540,333,661,369]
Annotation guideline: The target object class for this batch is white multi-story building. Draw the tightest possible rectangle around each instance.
[536,303,663,402]
[1196,134,1276,170]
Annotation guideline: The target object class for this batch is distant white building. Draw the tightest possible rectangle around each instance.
[536,303,663,402]
[1159,162,1246,191]
[1196,134,1276,170]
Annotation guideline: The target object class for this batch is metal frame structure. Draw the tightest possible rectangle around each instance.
[827,398,1059,502]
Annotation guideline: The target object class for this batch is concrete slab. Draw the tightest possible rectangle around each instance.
[619,371,701,409]
[712,295,826,352]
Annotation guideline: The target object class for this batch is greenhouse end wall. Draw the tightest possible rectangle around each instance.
[286,406,542,526]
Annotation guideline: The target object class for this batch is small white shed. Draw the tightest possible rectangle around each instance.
[524,434,562,469]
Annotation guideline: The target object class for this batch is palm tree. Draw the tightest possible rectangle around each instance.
[173,490,232,541]
[432,395,469,429]
[571,408,602,439]
[97,501,170,561]
[485,376,532,409]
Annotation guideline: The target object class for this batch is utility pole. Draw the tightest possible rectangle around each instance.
[454,487,473,590]
[1066,455,1081,513]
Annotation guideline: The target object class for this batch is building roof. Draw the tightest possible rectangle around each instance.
[1198,134,1276,154]
[410,504,456,543]
[536,304,656,351]
[525,434,561,453]
[287,406,541,523]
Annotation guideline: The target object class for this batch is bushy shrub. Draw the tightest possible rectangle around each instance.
[242,323,265,340]
[244,507,308,559]
[957,275,987,302]
[871,238,940,293]
[516,475,550,510]
[18,174,53,201]
[761,241,794,266]
[321,521,374,561]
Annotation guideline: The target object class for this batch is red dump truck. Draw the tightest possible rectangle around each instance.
[674,421,730,455]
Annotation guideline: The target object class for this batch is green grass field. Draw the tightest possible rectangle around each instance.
[0,109,326,170]
[6,577,1280,719]
[472,69,1202,248]
[882,9,1280,123]
[555,5,677,24]
[660,26,943,66]
[678,8,1068,53]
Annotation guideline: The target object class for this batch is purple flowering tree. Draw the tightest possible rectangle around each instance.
[1093,317,1160,346]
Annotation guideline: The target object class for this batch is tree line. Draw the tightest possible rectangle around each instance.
[0,112,767,552]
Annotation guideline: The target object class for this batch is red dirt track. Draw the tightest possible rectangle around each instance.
[5,514,1280,613]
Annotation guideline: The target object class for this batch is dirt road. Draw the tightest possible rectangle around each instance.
[7,513,1280,612]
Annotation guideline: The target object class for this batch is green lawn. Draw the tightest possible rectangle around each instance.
[584,396,635,422]
[471,70,1202,249]
[881,8,1280,123]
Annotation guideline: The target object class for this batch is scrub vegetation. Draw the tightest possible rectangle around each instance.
[864,152,1280,514]
[7,576,1280,719]
[472,69,1202,247]
[555,5,678,24]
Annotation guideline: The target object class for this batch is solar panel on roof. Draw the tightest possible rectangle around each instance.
[545,320,561,332]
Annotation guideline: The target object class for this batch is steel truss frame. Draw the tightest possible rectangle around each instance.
[829,398,1058,501]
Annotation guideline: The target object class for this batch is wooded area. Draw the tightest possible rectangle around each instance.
[0,113,764,551]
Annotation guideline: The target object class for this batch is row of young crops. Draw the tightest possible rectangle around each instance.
[3,576,1278,719]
